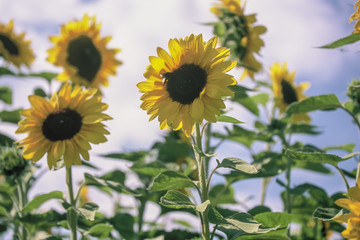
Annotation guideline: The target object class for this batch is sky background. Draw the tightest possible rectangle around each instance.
[1,0,360,235]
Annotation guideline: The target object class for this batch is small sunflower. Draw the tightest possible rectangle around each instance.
[334,179,360,239]
[211,0,266,80]
[47,14,122,89]
[15,83,111,169]
[0,20,35,68]
[137,34,237,137]
[350,0,360,33]
[270,62,310,123]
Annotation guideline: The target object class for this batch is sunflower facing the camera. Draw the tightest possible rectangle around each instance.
[137,34,237,137]
[47,14,122,89]
[0,20,35,68]
[270,62,310,123]
[16,83,111,169]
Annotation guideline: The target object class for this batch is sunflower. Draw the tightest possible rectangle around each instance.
[334,179,360,239]
[47,14,122,89]
[211,0,266,80]
[0,20,35,68]
[350,0,360,33]
[137,34,237,137]
[270,62,310,123]
[15,83,111,169]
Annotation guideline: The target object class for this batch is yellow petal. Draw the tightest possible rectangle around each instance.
[190,98,204,123]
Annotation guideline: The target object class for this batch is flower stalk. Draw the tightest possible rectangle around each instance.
[66,167,77,240]
[195,123,210,240]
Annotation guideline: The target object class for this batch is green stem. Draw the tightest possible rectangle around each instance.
[340,106,360,183]
[260,177,271,206]
[204,123,211,176]
[210,224,219,240]
[66,167,78,240]
[195,123,210,240]
[279,133,292,214]
[137,196,147,238]
[15,179,28,240]
[285,156,292,214]
[335,165,350,190]
[19,182,27,240]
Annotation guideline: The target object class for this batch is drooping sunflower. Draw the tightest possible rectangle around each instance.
[334,179,360,239]
[47,14,122,89]
[0,20,35,68]
[211,0,266,80]
[270,62,310,123]
[137,34,237,137]
[15,83,111,169]
[350,0,360,33]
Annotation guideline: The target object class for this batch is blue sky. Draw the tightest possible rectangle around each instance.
[1,0,360,230]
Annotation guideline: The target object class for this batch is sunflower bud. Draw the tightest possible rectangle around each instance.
[0,145,27,177]
[347,80,360,105]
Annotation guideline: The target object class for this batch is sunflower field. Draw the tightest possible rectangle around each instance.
[1,0,360,239]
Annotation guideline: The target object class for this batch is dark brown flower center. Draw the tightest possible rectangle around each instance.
[66,35,102,83]
[42,109,82,141]
[281,80,298,105]
[0,34,19,55]
[163,64,207,105]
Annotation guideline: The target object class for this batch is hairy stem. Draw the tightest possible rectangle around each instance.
[195,123,210,240]
[66,167,78,240]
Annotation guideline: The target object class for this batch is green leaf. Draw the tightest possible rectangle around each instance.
[19,209,66,226]
[81,160,99,170]
[0,132,14,146]
[319,33,360,49]
[286,94,341,114]
[209,207,278,239]
[285,149,359,166]
[24,72,58,83]
[100,150,148,162]
[110,213,135,240]
[229,85,259,116]
[251,93,269,106]
[77,202,99,221]
[196,200,211,213]
[247,206,271,216]
[22,191,64,213]
[172,219,193,229]
[85,223,113,238]
[209,184,237,205]
[43,237,63,240]
[216,115,243,124]
[312,207,349,221]
[294,161,332,174]
[230,212,293,240]
[287,124,321,135]
[323,144,356,153]
[254,212,291,229]
[0,206,8,216]
[84,173,141,196]
[100,169,126,185]
[223,152,286,183]
[149,171,195,191]
[0,86,12,104]
[0,67,15,76]
[160,190,196,209]
[34,88,47,97]
[156,137,192,162]
[0,109,21,124]
[220,157,258,174]
[131,161,168,177]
